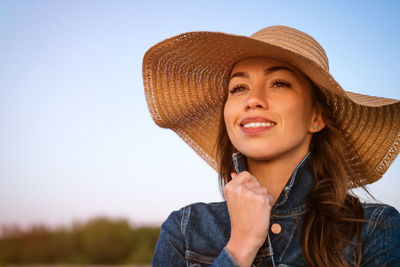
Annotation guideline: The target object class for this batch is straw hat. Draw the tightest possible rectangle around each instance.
[142,25,400,185]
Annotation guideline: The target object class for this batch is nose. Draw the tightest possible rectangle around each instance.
[246,84,268,110]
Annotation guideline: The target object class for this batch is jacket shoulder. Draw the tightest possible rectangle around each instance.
[360,203,400,266]
[162,201,228,235]
[154,201,237,266]
[361,203,400,233]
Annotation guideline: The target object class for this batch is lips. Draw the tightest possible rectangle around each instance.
[240,117,276,126]
[239,116,276,135]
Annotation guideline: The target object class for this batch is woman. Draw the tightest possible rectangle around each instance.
[143,26,400,266]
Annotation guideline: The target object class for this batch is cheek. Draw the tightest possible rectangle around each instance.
[298,109,314,131]
[223,101,237,137]
[223,102,233,125]
[280,100,312,131]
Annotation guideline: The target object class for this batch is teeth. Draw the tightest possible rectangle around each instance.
[243,122,275,128]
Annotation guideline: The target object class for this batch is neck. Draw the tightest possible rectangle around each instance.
[247,149,310,204]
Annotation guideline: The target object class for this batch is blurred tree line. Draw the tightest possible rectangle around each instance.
[0,217,160,265]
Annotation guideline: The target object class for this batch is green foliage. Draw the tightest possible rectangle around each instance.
[81,217,134,263]
[0,218,160,265]
[126,227,161,264]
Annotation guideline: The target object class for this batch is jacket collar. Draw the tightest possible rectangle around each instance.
[272,152,313,216]
[235,152,314,216]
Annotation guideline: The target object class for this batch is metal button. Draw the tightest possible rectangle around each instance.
[271,223,282,234]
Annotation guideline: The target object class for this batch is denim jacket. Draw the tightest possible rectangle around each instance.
[153,153,400,266]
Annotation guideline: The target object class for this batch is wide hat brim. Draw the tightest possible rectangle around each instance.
[143,26,400,186]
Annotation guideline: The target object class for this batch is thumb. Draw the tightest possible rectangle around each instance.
[230,172,238,179]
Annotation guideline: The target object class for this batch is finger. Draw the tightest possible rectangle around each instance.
[229,171,252,185]
[249,186,269,196]
[238,171,258,184]
[249,190,274,208]
[242,179,261,189]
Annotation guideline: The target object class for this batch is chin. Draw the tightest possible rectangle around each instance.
[238,146,279,161]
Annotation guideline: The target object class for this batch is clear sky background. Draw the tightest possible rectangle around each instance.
[1,0,399,228]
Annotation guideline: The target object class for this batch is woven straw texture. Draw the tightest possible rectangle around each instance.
[143,25,400,185]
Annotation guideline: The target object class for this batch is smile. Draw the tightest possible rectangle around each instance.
[242,122,276,128]
[239,116,277,135]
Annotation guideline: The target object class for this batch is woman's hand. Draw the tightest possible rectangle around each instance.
[225,171,273,267]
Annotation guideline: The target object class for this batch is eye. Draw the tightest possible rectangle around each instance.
[229,84,248,94]
[271,79,292,88]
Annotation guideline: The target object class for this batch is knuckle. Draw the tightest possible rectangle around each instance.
[256,195,271,205]
[241,171,250,176]
[240,171,253,180]
[257,195,267,204]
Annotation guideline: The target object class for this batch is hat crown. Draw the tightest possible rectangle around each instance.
[250,25,329,71]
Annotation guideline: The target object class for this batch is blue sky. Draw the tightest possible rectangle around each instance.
[1,0,399,227]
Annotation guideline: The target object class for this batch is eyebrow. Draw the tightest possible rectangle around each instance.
[265,66,296,76]
[230,65,297,79]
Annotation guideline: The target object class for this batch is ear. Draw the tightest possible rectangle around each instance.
[308,108,326,133]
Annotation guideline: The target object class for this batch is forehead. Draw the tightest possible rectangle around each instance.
[231,57,302,76]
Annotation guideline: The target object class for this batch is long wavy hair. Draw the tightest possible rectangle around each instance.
[215,73,365,266]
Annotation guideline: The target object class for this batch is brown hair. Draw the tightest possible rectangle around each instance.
[215,76,365,266]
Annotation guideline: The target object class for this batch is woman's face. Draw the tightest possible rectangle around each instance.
[224,57,323,161]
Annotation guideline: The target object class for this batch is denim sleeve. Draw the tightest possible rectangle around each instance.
[152,209,186,266]
[361,205,400,267]
[211,247,240,266]
[152,207,240,266]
